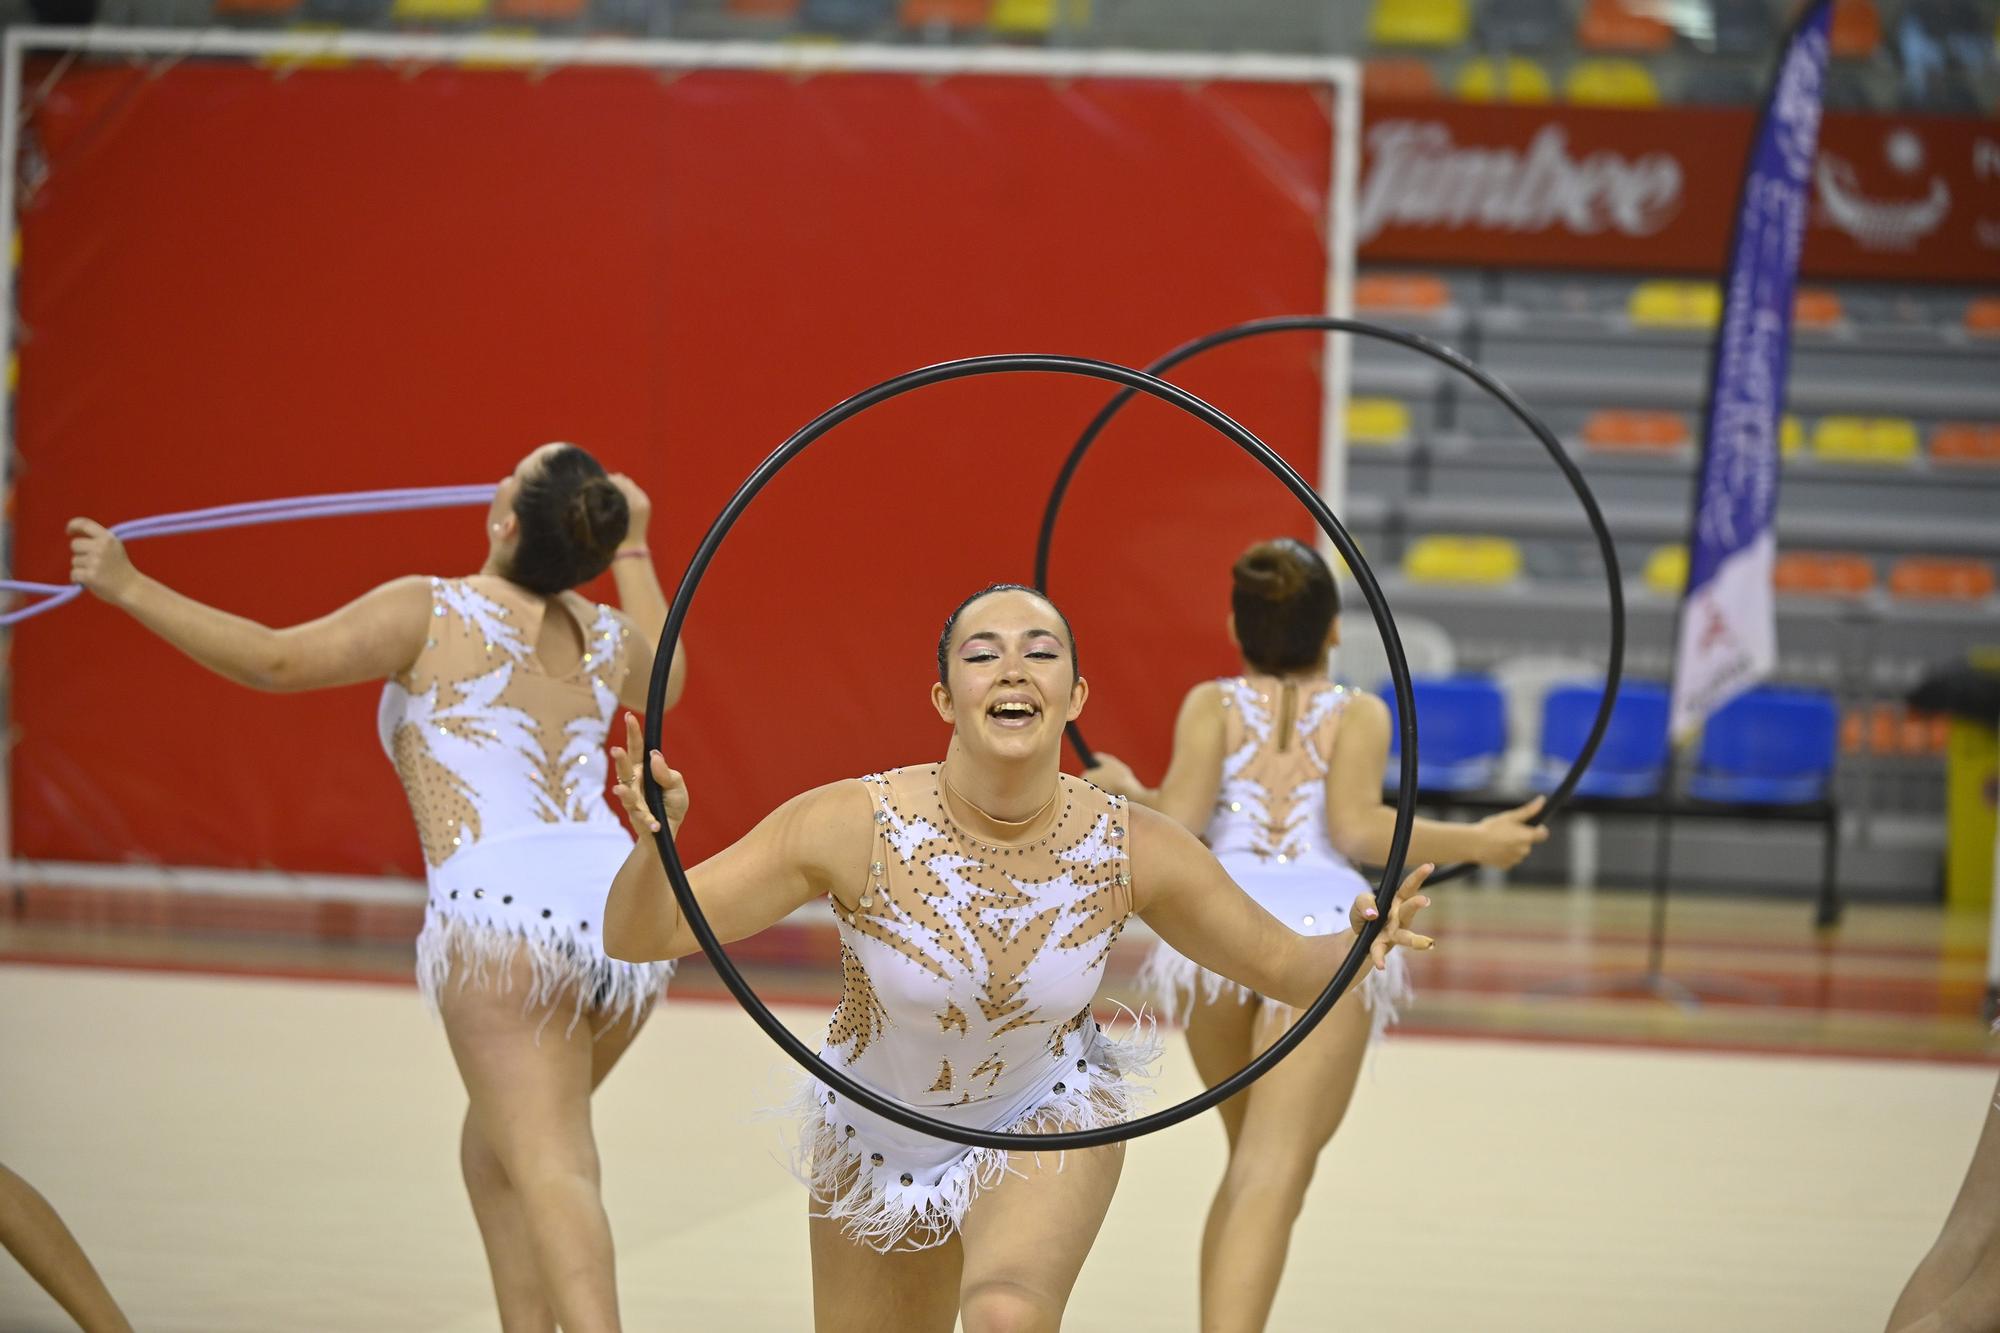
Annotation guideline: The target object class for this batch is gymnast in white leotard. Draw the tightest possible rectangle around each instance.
[1085,536,1548,1333]
[602,583,1438,1332]
[68,443,685,1333]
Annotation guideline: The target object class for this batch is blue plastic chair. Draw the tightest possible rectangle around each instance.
[1379,675,1507,792]
[1534,680,1670,799]
[1689,687,1840,804]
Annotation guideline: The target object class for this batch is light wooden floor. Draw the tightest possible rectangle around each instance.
[8,881,1996,1062]
[1,962,1991,1332]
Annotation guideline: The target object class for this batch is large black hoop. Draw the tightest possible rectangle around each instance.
[1033,317,1626,887]
[642,353,1423,1152]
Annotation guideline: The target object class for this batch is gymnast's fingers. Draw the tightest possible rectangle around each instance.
[1348,892,1379,932]
[651,756,688,826]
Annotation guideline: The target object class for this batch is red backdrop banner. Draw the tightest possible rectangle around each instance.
[11,64,1336,871]
[1356,99,2000,281]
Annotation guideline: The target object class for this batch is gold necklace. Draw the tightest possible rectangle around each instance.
[938,766,1059,849]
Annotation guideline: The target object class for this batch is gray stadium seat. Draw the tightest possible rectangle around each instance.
[1474,0,1567,51]
[1707,0,1773,57]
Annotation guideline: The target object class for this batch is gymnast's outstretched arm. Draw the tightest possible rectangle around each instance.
[1129,802,1434,1012]
[66,518,429,691]
[602,714,873,963]
[1083,680,1226,835]
[1325,690,1548,869]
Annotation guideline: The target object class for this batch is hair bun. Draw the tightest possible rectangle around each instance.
[563,476,629,561]
[1232,543,1306,602]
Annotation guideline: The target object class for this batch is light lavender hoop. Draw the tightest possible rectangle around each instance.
[0,484,497,626]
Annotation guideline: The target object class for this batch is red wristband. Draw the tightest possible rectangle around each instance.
[612,547,651,561]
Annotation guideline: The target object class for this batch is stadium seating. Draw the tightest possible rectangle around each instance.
[1888,557,1995,601]
[1578,0,1671,51]
[1474,0,1565,50]
[492,0,585,21]
[1348,398,1414,447]
[1405,535,1524,585]
[1362,58,1444,98]
[1793,288,1845,330]
[392,0,488,23]
[1368,0,1469,47]
[1810,416,1920,465]
[213,0,302,18]
[1690,687,1841,805]
[1773,551,1876,597]
[1564,58,1662,106]
[1643,545,1686,596]
[1379,676,1509,791]
[1831,0,1882,58]
[1628,280,1721,328]
[1582,409,1689,452]
[1930,423,2000,466]
[1456,55,1554,101]
[1535,680,1671,798]
[901,0,987,29]
[1355,272,1451,314]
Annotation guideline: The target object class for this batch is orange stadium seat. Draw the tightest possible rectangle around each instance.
[1967,298,2000,336]
[1456,56,1554,102]
[493,0,585,21]
[1582,409,1689,452]
[1774,551,1875,597]
[1831,0,1881,58]
[1578,0,1671,51]
[902,0,988,27]
[1355,272,1451,313]
[1369,0,1470,47]
[214,0,302,16]
[1847,704,1938,756]
[1931,423,2000,465]
[1793,288,1844,329]
[1364,58,1443,99]
[1888,558,1996,602]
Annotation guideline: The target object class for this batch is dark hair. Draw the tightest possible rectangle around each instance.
[1231,537,1339,675]
[505,444,629,595]
[936,583,1080,687]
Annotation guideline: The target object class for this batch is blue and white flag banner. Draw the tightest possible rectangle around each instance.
[1669,0,1833,744]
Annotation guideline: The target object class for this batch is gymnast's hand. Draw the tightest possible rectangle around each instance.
[1082,753,1144,799]
[66,518,139,606]
[1347,861,1436,973]
[608,474,650,547]
[1474,794,1551,869]
[611,711,686,837]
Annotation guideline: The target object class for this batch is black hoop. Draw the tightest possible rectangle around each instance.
[1033,317,1626,887]
[643,353,1423,1152]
